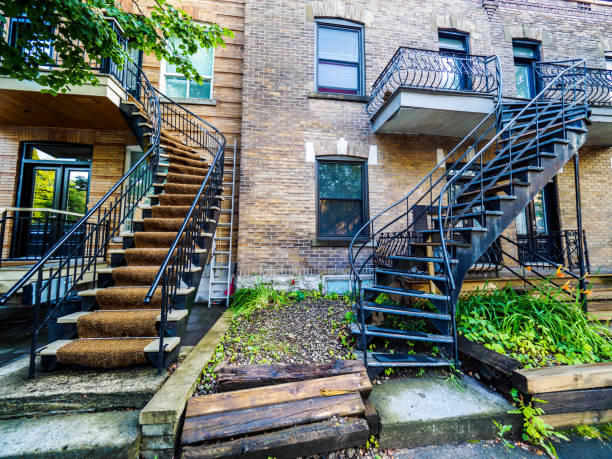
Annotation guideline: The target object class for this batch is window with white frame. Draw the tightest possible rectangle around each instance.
[161,37,214,99]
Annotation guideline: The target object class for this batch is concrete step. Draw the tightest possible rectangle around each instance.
[0,410,141,458]
[368,374,521,448]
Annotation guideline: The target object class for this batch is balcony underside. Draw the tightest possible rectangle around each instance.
[585,106,612,146]
[371,88,495,138]
[0,75,130,131]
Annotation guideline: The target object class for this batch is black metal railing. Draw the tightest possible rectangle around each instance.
[143,90,225,373]
[0,55,161,378]
[5,16,139,96]
[0,208,98,266]
[367,47,499,116]
[536,62,612,106]
[516,229,590,271]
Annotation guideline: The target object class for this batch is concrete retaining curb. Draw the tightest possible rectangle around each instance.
[139,309,233,459]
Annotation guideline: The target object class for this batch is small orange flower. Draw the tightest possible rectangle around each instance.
[525,266,532,271]
[584,290,593,296]
[555,266,565,278]
[561,281,571,292]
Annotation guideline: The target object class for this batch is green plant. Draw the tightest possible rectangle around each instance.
[383,367,395,377]
[571,424,610,442]
[509,388,568,458]
[416,368,425,377]
[445,364,465,392]
[366,435,379,449]
[457,282,612,368]
[343,311,357,324]
[493,420,514,450]
[288,290,306,302]
[230,282,288,317]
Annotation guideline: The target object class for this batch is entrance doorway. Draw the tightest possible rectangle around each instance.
[515,180,562,265]
[13,143,92,259]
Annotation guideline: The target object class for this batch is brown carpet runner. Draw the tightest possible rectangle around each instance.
[56,134,210,368]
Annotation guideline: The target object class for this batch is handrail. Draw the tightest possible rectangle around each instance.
[142,88,225,373]
[368,47,499,116]
[436,60,587,299]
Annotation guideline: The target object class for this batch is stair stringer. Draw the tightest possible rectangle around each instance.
[445,124,588,304]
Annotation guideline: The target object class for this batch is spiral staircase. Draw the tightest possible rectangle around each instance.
[349,60,590,369]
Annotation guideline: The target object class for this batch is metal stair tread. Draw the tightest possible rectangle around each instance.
[351,323,453,343]
[366,351,451,367]
[388,255,458,263]
[97,265,202,274]
[363,284,450,301]
[459,180,530,199]
[374,269,446,282]
[362,301,451,321]
[419,227,487,234]
[446,195,517,210]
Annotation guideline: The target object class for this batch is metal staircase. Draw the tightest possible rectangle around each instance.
[207,139,237,307]
[349,59,590,369]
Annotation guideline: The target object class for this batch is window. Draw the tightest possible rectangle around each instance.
[513,40,540,99]
[316,19,364,95]
[161,37,214,99]
[438,30,470,91]
[9,17,53,63]
[317,160,368,239]
[606,52,612,71]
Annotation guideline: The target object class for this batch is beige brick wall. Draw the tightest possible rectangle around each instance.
[238,0,612,285]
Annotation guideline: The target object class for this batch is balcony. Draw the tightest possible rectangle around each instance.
[0,17,138,130]
[368,47,499,137]
[535,62,612,145]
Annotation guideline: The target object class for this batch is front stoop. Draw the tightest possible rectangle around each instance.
[139,309,233,459]
[369,374,521,449]
[0,356,167,419]
[0,411,141,459]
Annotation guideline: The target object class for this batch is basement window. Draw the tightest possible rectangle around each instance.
[315,19,365,95]
[316,159,368,240]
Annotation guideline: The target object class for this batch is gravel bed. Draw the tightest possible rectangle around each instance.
[196,298,355,395]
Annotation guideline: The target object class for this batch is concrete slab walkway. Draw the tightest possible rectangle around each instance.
[0,410,141,459]
[369,374,521,448]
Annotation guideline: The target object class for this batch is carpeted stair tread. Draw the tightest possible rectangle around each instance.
[160,143,203,161]
[96,286,162,308]
[166,153,207,168]
[77,310,159,338]
[151,205,191,219]
[133,231,180,249]
[111,266,161,286]
[144,217,187,232]
[56,338,154,368]
[159,193,200,206]
[168,163,206,177]
[166,172,205,185]
[163,183,203,195]
[125,248,176,265]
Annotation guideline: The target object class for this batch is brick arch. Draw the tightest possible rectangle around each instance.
[504,24,548,44]
[434,14,478,36]
[306,2,373,27]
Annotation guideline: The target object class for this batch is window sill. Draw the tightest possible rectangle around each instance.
[160,97,217,106]
[311,239,371,247]
[308,92,369,103]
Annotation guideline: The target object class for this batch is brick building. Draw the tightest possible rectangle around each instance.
[237,0,612,291]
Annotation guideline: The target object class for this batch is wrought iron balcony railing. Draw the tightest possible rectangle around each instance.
[535,62,612,106]
[4,16,140,97]
[367,47,500,116]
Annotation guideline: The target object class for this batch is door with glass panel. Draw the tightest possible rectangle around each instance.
[513,41,540,99]
[515,180,562,266]
[438,30,470,91]
[13,143,92,259]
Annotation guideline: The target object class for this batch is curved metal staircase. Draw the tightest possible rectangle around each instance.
[349,59,590,369]
[0,55,225,376]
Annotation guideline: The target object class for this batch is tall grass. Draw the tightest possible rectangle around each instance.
[230,282,288,317]
[457,283,612,368]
